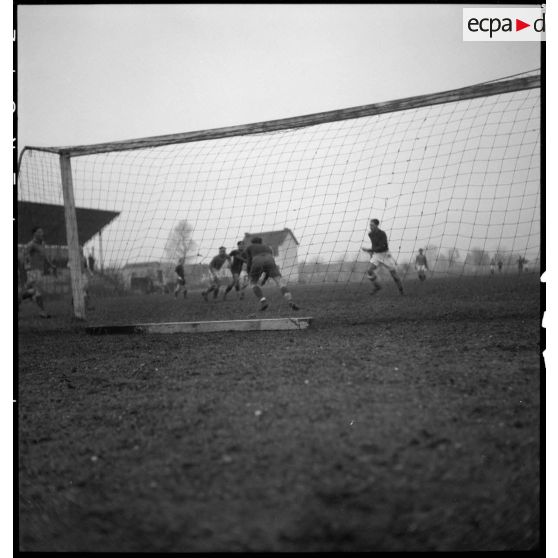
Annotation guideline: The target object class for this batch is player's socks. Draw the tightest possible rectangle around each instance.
[259,297,269,311]
[202,291,209,302]
[289,301,300,311]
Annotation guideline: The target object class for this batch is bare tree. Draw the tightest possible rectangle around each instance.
[492,248,510,268]
[164,220,197,262]
[424,244,440,267]
[465,247,490,267]
[399,260,413,276]
[447,248,461,267]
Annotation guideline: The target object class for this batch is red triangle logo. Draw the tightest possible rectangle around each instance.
[516,19,530,31]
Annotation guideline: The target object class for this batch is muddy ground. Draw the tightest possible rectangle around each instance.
[18,274,541,551]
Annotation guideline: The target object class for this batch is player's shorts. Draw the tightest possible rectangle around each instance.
[175,281,187,294]
[370,251,398,272]
[24,269,44,296]
[249,255,281,284]
[238,270,249,287]
[416,265,427,273]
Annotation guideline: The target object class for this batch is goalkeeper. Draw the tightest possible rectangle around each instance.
[361,218,404,295]
[243,237,299,311]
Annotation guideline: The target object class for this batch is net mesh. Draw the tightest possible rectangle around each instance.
[17,73,541,301]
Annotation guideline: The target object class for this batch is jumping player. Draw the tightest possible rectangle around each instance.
[361,219,404,295]
[243,237,299,311]
[415,249,428,281]
[202,247,231,301]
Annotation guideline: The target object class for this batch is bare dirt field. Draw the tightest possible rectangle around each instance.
[18,274,541,551]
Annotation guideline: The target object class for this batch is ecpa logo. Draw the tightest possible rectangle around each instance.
[463,8,545,41]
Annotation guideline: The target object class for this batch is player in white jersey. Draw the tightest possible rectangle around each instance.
[361,219,404,295]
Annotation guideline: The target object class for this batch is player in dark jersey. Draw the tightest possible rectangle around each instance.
[361,218,404,295]
[202,247,231,301]
[223,241,249,300]
[19,226,56,318]
[72,246,93,311]
[174,257,187,298]
[243,237,299,311]
[415,249,428,281]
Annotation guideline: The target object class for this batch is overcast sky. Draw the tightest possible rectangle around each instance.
[15,3,542,271]
[17,4,541,151]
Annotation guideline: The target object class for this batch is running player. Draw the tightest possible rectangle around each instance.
[361,219,404,295]
[174,257,187,298]
[202,247,231,301]
[223,241,249,300]
[415,249,428,281]
[19,226,56,318]
[81,247,93,310]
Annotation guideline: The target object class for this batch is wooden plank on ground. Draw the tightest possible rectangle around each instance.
[85,317,313,335]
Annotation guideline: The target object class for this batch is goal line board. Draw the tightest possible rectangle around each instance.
[85,317,313,335]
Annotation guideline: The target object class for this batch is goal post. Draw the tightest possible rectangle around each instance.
[17,71,541,319]
[59,154,86,319]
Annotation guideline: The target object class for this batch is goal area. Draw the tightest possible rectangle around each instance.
[17,71,541,319]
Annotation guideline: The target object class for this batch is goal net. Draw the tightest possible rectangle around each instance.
[17,71,541,316]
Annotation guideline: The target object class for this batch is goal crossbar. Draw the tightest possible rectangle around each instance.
[23,75,540,158]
